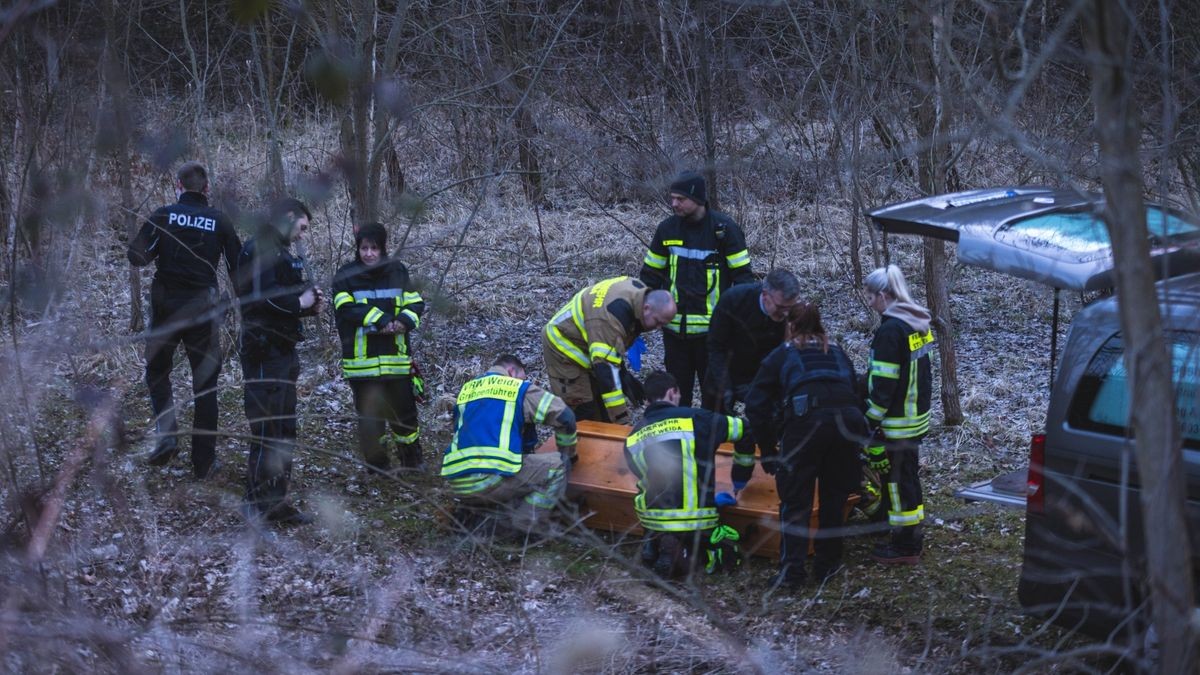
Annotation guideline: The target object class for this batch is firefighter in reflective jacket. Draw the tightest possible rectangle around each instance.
[542,276,676,424]
[640,171,755,407]
[624,371,745,579]
[333,222,426,472]
[441,354,577,530]
[862,265,933,564]
[742,303,868,588]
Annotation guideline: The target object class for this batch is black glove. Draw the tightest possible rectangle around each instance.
[761,455,782,476]
[619,366,645,408]
[865,428,889,474]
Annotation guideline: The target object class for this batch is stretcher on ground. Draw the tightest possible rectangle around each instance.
[537,420,859,558]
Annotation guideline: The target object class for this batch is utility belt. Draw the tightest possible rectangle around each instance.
[789,390,860,418]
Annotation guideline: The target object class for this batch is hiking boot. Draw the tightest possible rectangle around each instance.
[147,436,180,467]
[871,541,921,565]
[265,502,315,526]
[398,442,426,472]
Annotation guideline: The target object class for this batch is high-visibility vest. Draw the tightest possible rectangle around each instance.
[441,374,531,483]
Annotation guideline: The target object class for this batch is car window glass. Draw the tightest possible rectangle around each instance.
[1070,332,1200,446]
[999,207,1200,263]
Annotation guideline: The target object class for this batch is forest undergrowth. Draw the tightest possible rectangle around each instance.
[0,125,1100,673]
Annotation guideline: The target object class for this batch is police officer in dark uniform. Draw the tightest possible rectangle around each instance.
[742,302,868,588]
[237,197,323,525]
[127,162,241,479]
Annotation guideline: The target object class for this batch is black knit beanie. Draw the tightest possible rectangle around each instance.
[668,171,707,205]
[355,222,389,258]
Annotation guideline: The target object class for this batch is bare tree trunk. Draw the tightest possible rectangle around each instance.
[910,0,963,425]
[250,18,285,196]
[102,0,143,333]
[1086,1,1197,669]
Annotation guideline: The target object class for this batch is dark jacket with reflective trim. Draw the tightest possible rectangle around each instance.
[639,209,754,337]
[743,341,865,474]
[702,282,787,410]
[622,400,744,532]
[127,192,241,290]
[236,230,314,351]
[866,306,934,440]
[332,257,424,379]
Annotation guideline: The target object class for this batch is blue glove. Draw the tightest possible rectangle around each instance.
[628,336,646,372]
[715,491,737,507]
[732,480,748,493]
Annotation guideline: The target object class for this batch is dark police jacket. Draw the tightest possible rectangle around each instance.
[702,282,786,410]
[127,192,241,290]
[744,340,864,464]
[236,229,314,353]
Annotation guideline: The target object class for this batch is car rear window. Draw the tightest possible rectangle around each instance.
[1000,207,1200,263]
[1068,331,1200,447]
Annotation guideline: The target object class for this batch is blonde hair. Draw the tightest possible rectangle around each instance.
[864,264,913,304]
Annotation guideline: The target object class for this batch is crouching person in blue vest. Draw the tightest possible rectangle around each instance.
[625,371,746,579]
[440,354,577,531]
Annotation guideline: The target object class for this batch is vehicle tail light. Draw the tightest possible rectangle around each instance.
[1027,433,1046,514]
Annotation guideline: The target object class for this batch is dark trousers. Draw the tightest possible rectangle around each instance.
[145,281,222,476]
[884,437,924,550]
[776,409,865,579]
[242,347,299,514]
[349,377,420,470]
[662,330,707,408]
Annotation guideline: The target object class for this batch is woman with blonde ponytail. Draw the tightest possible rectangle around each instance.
[862,265,934,564]
[743,302,868,588]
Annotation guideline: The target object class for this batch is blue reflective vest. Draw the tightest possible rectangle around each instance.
[441,373,531,479]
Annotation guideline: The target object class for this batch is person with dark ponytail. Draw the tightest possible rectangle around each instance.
[743,302,868,587]
[862,265,933,564]
[332,222,426,473]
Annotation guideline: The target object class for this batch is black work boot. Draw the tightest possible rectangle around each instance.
[147,436,180,467]
[872,526,922,565]
[398,442,426,472]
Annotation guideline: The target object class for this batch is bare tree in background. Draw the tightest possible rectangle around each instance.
[909,0,964,426]
[1086,0,1197,670]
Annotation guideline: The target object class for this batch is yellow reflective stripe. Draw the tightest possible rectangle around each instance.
[865,401,887,421]
[870,360,900,378]
[546,324,589,368]
[555,430,577,446]
[706,268,719,315]
[726,249,750,268]
[448,473,503,494]
[601,390,626,408]
[402,291,423,304]
[523,465,566,509]
[732,452,755,467]
[354,327,366,360]
[396,428,419,444]
[635,506,720,532]
[333,291,354,309]
[363,306,385,327]
[726,416,745,442]
[441,448,522,475]
[400,308,420,328]
[888,503,925,527]
[589,342,621,365]
[533,392,553,423]
[643,250,668,268]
